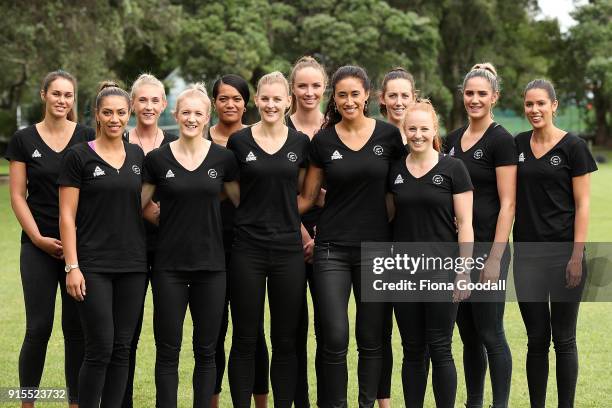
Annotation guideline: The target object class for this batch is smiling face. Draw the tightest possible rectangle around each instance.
[214,83,246,125]
[96,95,130,140]
[524,88,558,129]
[463,76,498,121]
[292,66,325,112]
[175,94,210,139]
[404,109,437,154]
[42,77,75,120]
[334,77,369,121]
[380,78,414,124]
[255,82,291,124]
[132,84,166,127]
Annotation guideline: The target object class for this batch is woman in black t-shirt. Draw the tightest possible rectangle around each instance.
[59,82,147,408]
[227,72,310,408]
[388,100,473,408]
[514,80,597,407]
[299,65,405,407]
[208,74,270,408]
[142,84,238,408]
[6,70,93,407]
[444,63,516,408]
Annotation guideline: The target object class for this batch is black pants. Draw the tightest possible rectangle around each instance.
[77,271,146,408]
[515,255,586,408]
[18,242,84,404]
[229,241,306,408]
[152,270,226,408]
[215,252,270,397]
[312,243,386,408]
[377,302,393,400]
[394,298,458,408]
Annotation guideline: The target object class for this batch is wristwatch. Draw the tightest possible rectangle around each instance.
[64,264,79,273]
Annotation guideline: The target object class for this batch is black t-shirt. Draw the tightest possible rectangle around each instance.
[513,131,597,242]
[390,154,473,242]
[227,126,310,250]
[444,123,517,242]
[57,141,146,273]
[309,119,405,245]
[143,142,238,271]
[4,124,95,243]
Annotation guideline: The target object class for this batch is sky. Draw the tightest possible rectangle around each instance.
[537,0,586,31]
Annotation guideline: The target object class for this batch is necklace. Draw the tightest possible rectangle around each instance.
[135,126,160,152]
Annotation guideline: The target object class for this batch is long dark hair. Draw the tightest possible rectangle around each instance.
[322,65,371,129]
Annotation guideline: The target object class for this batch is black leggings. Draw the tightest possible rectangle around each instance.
[228,241,306,408]
[215,250,270,396]
[18,242,84,404]
[152,270,226,408]
[394,299,458,408]
[77,271,147,408]
[377,302,393,400]
[312,243,386,408]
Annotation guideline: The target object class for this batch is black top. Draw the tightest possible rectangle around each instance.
[143,142,238,271]
[5,124,95,244]
[444,123,517,242]
[57,141,146,274]
[390,154,473,242]
[513,131,597,242]
[227,126,310,250]
[309,119,405,245]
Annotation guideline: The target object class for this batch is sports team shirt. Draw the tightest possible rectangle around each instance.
[444,123,517,242]
[227,126,310,249]
[143,143,238,271]
[57,141,146,274]
[4,124,94,244]
[513,131,597,242]
[390,154,473,242]
[309,119,405,245]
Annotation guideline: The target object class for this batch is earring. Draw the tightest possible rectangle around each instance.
[333,103,337,112]
[364,100,369,110]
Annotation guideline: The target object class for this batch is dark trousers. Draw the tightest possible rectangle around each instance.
[19,242,84,403]
[228,241,306,408]
[76,272,147,408]
[152,270,226,408]
[377,302,393,400]
[312,243,386,408]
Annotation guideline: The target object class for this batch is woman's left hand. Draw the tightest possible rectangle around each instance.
[566,257,583,289]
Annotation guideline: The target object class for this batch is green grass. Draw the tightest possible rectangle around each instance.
[1,156,611,407]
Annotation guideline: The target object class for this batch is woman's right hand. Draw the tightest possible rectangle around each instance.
[34,236,63,259]
[66,269,86,301]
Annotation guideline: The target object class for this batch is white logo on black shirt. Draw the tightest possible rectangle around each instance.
[550,155,561,166]
[331,150,343,160]
[518,152,525,162]
[449,147,455,156]
[208,169,218,179]
[394,174,404,184]
[166,169,175,178]
[132,165,141,175]
[473,149,483,160]
[287,152,298,162]
[32,149,42,158]
[93,166,105,177]
[373,145,384,156]
[432,174,443,185]
[246,151,257,162]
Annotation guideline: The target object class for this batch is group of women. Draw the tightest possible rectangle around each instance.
[6,55,596,408]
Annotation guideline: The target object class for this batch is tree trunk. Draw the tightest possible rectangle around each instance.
[592,87,610,146]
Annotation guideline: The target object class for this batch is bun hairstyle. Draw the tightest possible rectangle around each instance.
[174,83,212,136]
[523,79,557,102]
[289,56,328,114]
[41,70,77,121]
[94,81,130,135]
[130,73,166,101]
[212,74,250,105]
[404,98,442,152]
[323,65,371,129]
[461,62,500,94]
[379,67,417,116]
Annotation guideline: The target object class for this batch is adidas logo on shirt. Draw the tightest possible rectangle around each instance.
[32,149,42,158]
[93,166,105,177]
[166,169,175,178]
[449,147,455,156]
[246,151,257,162]
[518,152,525,162]
[331,150,343,160]
[394,174,404,184]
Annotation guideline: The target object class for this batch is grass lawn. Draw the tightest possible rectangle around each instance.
[0,154,611,407]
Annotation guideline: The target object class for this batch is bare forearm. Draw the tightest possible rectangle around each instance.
[59,215,78,265]
[10,194,43,244]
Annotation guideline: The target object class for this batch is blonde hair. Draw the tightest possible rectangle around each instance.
[174,83,212,136]
[403,99,442,152]
[289,56,328,114]
[257,71,290,96]
[461,62,500,94]
[130,73,166,101]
